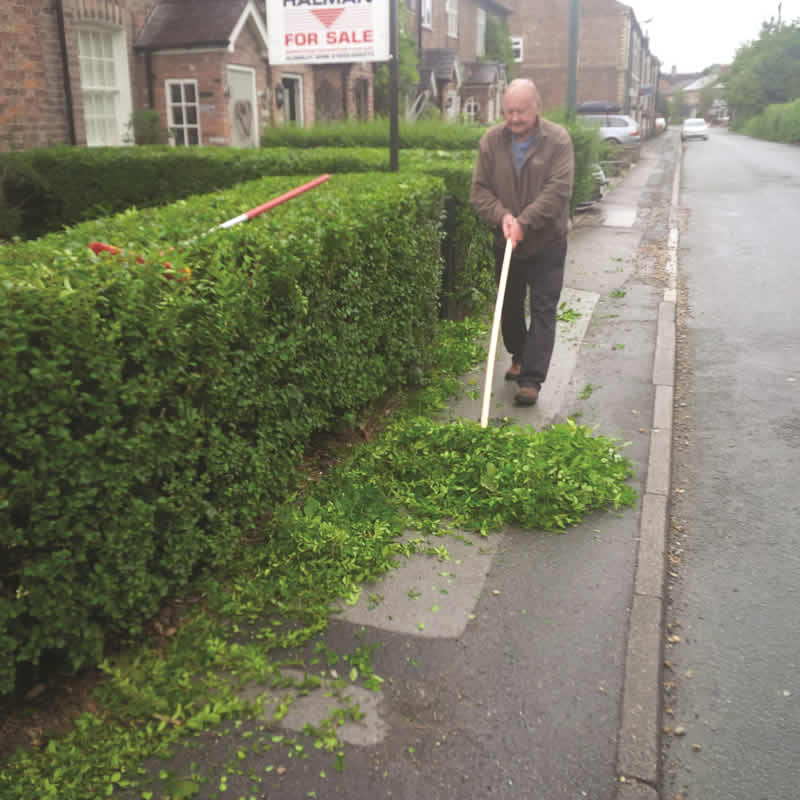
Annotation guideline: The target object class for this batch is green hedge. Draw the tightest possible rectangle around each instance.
[0,147,495,319]
[1,117,598,242]
[0,146,392,239]
[260,117,488,150]
[0,172,445,696]
[739,98,800,142]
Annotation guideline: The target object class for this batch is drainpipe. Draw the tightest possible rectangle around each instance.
[146,50,155,108]
[56,0,77,145]
[266,58,273,122]
[623,9,634,115]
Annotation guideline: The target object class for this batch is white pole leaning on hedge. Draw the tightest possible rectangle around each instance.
[480,237,513,429]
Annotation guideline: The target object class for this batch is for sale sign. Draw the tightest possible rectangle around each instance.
[266,0,390,65]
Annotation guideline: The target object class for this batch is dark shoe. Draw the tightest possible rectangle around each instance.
[514,385,539,406]
[505,362,521,381]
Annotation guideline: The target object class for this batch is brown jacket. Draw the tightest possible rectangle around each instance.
[470,117,574,257]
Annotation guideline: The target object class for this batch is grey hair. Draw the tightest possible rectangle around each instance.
[505,78,542,110]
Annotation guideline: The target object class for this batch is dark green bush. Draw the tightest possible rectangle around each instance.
[0,172,445,696]
[0,156,61,239]
[741,98,800,141]
[127,109,170,145]
[563,117,601,210]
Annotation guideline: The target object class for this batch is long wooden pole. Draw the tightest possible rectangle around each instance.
[480,238,513,428]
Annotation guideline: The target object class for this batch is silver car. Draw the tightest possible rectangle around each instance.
[579,113,641,147]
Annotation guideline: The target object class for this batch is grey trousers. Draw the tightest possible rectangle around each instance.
[494,237,567,389]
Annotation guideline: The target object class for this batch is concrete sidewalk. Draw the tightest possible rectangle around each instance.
[126,132,681,800]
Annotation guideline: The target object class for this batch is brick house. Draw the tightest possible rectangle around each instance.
[404,0,512,124]
[504,0,661,136]
[0,0,375,153]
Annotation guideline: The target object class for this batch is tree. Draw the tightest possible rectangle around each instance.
[668,89,688,123]
[484,15,515,81]
[727,20,800,121]
[373,3,420,116]
[698,80,719,118]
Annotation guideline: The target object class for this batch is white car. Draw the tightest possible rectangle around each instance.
[681,118,709,141]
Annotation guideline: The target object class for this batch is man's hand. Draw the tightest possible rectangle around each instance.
[502,213,524,249]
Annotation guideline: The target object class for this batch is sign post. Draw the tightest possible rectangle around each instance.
[389,0,399,171]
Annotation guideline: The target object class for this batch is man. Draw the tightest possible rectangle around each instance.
[470,79,574,406]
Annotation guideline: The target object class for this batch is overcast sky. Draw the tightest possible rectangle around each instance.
[628,0,799,73]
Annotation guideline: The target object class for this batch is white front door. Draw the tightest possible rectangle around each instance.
[226,66,258,148]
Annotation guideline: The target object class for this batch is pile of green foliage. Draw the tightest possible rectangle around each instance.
[325,416,635,534]
[0,172,445,697]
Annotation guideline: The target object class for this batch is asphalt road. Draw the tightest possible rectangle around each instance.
[663,128,800,799]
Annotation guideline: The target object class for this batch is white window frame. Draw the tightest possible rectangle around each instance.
[476,8,487,57]
[463,96,480,123]
[166,79,201,146]
[77,24,132,147]
[511,36,523,63]
[446,0,458,38]
[422,0,432,29]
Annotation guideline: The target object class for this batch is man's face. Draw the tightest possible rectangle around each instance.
[503,89,538,138]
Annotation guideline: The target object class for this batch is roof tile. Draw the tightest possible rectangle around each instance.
[136,0,250,50]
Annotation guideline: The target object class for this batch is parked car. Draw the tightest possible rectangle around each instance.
[576,101,622,114]
[578,112,641,148]
[681,118,709,141]
[655,116,667,132]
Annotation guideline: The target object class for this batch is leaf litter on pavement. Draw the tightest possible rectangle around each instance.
[1,315,637,799]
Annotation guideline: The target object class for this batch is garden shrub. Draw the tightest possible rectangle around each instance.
[562,116,601,210]
[0,172,445,696]
[127,108,170,145]
[741,98,800,142]
[260,117,487,150]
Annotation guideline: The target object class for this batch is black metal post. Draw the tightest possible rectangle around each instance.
[389,0,399,171]
[624,10,634,115]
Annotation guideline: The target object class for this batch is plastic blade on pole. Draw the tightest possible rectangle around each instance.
[480,237,513,428]
[90,175,332,257]
[208,174,332,234]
